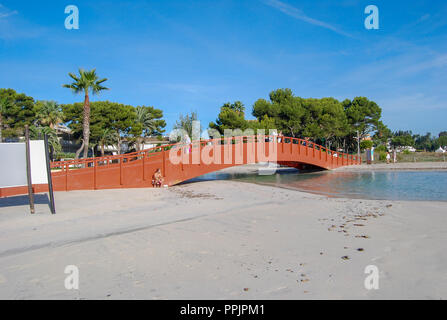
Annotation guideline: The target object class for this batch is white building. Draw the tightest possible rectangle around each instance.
[396,146,416,153]
[104,136,170,155]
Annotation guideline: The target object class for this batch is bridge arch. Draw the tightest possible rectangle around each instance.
[0,136,361,197]
[49,135,360,192]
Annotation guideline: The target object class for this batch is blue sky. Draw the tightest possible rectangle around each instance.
[0,0,446,135]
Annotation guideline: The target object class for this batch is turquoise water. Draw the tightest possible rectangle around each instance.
[188,169,447,201]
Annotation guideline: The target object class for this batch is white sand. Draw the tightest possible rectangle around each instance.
[0,176,446,299]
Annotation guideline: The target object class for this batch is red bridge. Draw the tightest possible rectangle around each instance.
[0,136,361,197]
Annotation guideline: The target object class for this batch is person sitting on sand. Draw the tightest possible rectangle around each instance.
[152,169,164,188]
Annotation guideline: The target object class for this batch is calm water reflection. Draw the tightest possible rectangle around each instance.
[188,169,447,201]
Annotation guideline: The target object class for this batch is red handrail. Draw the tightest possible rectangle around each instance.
[51,135,360,170]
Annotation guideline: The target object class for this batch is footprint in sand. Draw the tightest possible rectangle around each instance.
[267,286,291,295]
[355,235,370,239]
[371,256,384,263]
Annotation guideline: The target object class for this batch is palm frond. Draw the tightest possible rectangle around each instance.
[68,72,79,82]
[63,68,109,95]
[96,78,108,84]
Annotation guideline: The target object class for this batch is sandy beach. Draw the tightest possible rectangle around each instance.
[0,164,446,300]
[3,0,447,304]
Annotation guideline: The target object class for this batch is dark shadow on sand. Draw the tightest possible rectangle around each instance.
[0,194,50,208]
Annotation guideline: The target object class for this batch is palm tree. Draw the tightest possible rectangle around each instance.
[40,126,62,154]
[173,111,200,142]
[29,126,61,160]
[98,128,118,157]
[63,68,109,158]
[36,100,63,129]
[135,106,157,150]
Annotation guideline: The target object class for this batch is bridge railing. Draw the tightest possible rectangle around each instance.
[51,135,361,172]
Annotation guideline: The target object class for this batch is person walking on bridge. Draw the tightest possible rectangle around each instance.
[184,134,191,154]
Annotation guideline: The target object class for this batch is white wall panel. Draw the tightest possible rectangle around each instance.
[0,141,48,188]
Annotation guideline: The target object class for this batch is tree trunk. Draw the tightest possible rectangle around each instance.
[101,143,105,157]
[75,140,85,159]
[82,92,91,158]
[288,127,294,138]
[117,134,121,155]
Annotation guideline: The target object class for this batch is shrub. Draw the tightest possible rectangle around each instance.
[378,151,387,161]
[360,140,373,151]
[375,145,387,153]
[54,152,75,161]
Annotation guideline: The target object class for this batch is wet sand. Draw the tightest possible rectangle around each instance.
[0,175,446,299]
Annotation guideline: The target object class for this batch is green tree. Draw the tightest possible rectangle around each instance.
[373,121,392,146]
[35,100,63,129]
[29,126,61,159]
[101,102,140,154]
[209,102,248,135]
[344,97,382,136]
[62,101,102,158]
[252,89,305,137]
[432,132,447,150]
[0,96,11,142]
[391,130,415,148]
[247,115,276,134]
[413,132,434,152]
[97,128,118,157]
[174,111,201,141]
[343,97,382,152]
[318,98,349,148]
[360,140,373,151]
[134,106,166,150]
[299,98,349,148]
[208,89,386,153]
[435,135,447,149]
[251,90,349,146]
[63,68,109,158]
[0,88,36,139]
[62,101,140,156]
